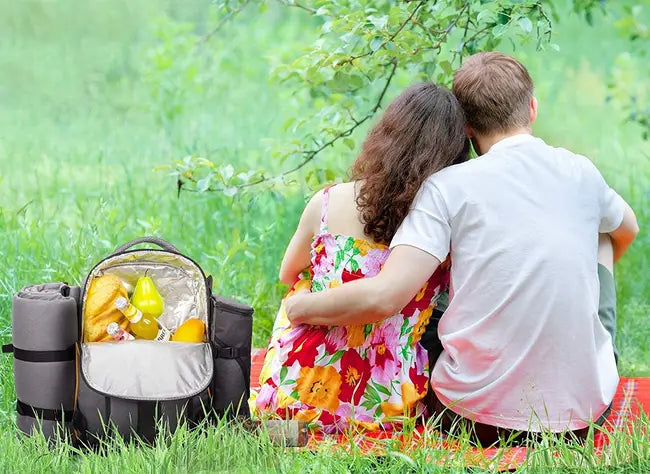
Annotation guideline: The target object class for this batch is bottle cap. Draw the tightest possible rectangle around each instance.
[114,296,128,311]
[106,322,120,336]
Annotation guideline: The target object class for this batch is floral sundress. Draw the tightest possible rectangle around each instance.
[253,185,450,432]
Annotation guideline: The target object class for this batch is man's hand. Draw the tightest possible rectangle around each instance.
[285,245,442,326]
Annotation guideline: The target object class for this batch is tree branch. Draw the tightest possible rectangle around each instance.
[178,59,399,194]
[339,0,426,66]
[198,0,251,46]
[422,1,469,36]
[261,58,398,181]
[276,0,318,14]
[535,2,553,42]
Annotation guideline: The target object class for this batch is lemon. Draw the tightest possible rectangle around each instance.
[171,318,206,343]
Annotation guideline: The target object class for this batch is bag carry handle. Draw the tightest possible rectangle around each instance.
[110,237,180,256]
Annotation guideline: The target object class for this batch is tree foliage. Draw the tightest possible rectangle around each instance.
[608,3,649,140]
[150,0,634,196]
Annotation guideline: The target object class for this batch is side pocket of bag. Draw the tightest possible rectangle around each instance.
[209,295,253,418]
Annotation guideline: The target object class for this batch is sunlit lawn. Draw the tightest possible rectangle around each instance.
[0,1,647,472]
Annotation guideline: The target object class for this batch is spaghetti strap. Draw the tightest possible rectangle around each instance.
[320,185,336,233]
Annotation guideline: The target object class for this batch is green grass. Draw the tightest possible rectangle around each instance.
[0,416,649,473]
[0,1,648,472]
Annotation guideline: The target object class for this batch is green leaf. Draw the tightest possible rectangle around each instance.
[492,24,507,38]
[519,17,533,34]
[400,317,410,337]
[401,344,410,360]
[350,258,359,272]
[283,117,296,131]
[374,382,391,397]
[365,384,381,404]
[328,350,345,364]
[476,9,497,24]
[349,74,364,89]
[280,365,288,382]
[369,15,388,30]
[335,249,344,269]
[196,176,211,192]
[343,138,355,150]
[370,37,383,52]
[361,400,376,411]
[439,60,452,76]
[344,237,354,251]
[221,164,234,181]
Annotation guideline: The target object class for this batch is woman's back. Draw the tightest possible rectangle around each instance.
[321,182,372,240]
[254,184,450,432]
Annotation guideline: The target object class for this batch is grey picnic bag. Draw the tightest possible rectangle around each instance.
[2,237,253,445]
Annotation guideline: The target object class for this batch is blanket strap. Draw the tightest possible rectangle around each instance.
[2,344,75,362]
[17,400,74,422]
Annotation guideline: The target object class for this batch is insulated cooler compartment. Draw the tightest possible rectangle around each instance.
[9,283,80,440]
[210,296,253,418]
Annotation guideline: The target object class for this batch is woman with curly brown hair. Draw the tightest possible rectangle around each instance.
[253,83,469,432]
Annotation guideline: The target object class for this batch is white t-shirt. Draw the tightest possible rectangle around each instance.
[391,134,624,432]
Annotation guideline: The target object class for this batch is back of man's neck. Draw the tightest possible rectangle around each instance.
[473,128,532,156]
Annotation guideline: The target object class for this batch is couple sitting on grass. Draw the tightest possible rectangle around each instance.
[252,52,640,445]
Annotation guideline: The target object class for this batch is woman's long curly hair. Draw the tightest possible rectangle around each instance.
[351,83,469,244]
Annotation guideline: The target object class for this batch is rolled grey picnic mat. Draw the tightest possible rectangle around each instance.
[10,283,79,441]
[210,295,253,418]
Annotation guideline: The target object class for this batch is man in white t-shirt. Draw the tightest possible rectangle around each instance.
[286,52,639,443]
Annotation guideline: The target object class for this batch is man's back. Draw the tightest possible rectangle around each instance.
[392,134,621,431]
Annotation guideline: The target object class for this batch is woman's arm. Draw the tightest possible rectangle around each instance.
[278,190,323,286]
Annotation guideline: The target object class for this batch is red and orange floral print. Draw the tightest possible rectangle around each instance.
[253,186,448,432]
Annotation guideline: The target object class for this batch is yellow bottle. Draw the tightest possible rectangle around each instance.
[114,297,171,341]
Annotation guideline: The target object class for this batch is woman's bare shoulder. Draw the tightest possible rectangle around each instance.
[328,181,357,197]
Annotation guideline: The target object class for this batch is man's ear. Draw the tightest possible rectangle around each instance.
[529,97,538,124]
[465,124,474,138]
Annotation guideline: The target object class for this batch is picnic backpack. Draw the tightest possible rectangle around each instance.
[2,237,253,444]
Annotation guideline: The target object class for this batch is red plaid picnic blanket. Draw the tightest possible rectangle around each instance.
[250,349,649,470]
